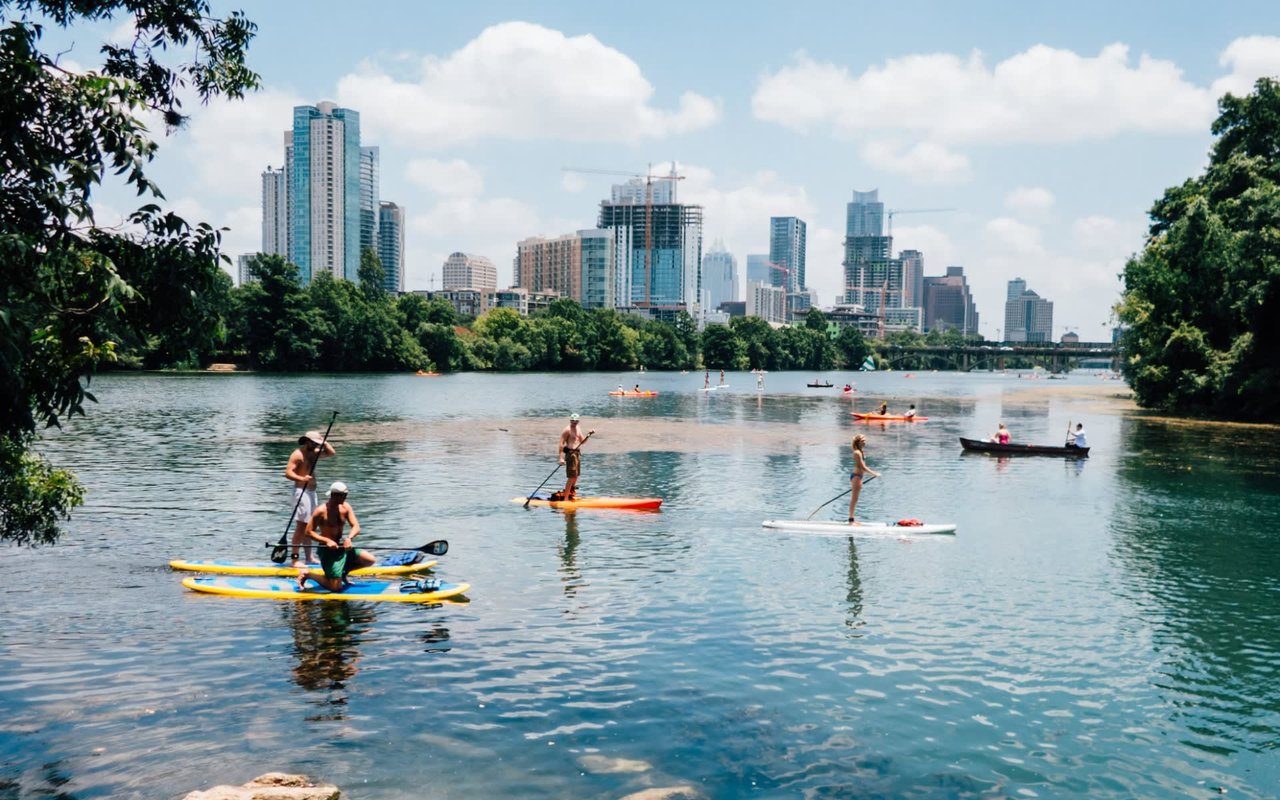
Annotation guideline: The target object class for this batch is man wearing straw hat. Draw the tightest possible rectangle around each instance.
[285,430,336,569]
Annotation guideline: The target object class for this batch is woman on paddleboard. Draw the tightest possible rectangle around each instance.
[848,434,880,524]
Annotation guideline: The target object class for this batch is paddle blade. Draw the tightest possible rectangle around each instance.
[269,542,289,564]
[421,540,448,556]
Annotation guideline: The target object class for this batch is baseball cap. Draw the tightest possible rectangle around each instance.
[299,430,324,446]
[569,413,580,422]
[327,481,349,496]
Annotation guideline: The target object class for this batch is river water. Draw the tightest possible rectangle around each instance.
[2,370,1279,799]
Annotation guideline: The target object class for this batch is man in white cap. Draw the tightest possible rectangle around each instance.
[554,413,594,501]
[298,481,375,591]
[285,430,336,569]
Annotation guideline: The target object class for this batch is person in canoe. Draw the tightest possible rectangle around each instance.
[847,434,880,523]
[634,384,641,393]
[1066,423,1088,448]
[297,481,375,591]
[992,423,1011,444]
[554,413,595,501]
[285,430,336,569]
[904,404,917,418]
[876,401,888,416]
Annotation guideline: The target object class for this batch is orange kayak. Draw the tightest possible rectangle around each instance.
[513,494,663,510]
[608,390,659,397]
[851,412,929,421]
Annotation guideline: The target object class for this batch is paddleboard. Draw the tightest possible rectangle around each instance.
[762,519,956,535]
[851,413,929,421]
[182,575,470,603]
[513,493,663,510]
[168,557,436,577]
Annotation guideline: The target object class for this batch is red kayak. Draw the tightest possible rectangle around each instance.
[852,412,928,421]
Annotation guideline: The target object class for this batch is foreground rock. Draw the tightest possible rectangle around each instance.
[182,773,340,800]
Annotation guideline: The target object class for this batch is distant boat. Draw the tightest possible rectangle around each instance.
[806,380,834,388]
[860,355,876,371]
[959,437,1089,457]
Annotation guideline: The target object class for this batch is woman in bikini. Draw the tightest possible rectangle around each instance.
[847,434,881,523]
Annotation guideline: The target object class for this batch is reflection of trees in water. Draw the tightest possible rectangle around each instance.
[1,759,77,799]
[285,601,375,718]
[844,538,864,634]
[1110,417,1280,754]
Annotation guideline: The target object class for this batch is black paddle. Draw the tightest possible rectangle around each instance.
[266,539,449,557]
[270,411,338,564]
[523,430,594,507]
[806,475,877,520]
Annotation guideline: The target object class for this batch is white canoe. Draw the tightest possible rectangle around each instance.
[762,519,957,535]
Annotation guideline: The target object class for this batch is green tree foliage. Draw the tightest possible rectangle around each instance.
[1117,78,1280,419]
[232,255,320,370]
[835,325,872,369]
[0,0,258,543]
[700,324,745,369]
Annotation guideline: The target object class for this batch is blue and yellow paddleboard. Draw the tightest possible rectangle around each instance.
[169,557,436,578]
[182,575,470,603]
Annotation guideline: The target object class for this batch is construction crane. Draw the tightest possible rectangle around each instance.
[765,260,790,290]
[562,165,685,307]
[887,207,955,239]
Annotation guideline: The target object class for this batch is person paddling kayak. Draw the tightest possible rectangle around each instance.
[285,430,336,569]
[297,481,375,591]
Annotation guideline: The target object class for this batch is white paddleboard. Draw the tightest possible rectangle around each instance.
[762,519,957,535]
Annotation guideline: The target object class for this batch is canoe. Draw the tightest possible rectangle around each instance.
[762,519,957,535]
[959,437,1089,456]
[806,382,834,388]
[168,557,436,577]
[851,413,929,421]
[513,493,663,510]
[182,575,470,603]
[608,390,659,397]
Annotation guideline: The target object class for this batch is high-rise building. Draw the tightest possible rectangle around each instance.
[900,249,924,308]
[745,254,770,286]
[360,147,380,260]
[514,231,615,309]
[598,178,703,317]
[237,254,254,287]
[1004,278,1053,342]
[701,240,738,309]
[261,167,287,257]
[288,101,362,283]
[746,280,787,325]
[921,266,979,335]
[768,217,806,292]
[377,201,404,293]
[842,190,905,327]
[442,252,498,291]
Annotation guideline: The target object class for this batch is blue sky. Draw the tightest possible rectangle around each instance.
[51,1,1280,340]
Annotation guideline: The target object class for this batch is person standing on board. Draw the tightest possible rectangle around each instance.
[847,434,880,523]
[297,481,375,591]
[719,368,726,387]
[285,430,336,569]
[704,369,710,390]
[1067,423,1088,448]
[557,414,595,500]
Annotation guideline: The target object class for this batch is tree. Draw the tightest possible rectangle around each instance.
[0,1,258,543]
[835,325,871,369]
[700,324,744,370]
[1117,78,1280,420]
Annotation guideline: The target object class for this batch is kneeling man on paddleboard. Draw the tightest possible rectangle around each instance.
[298,482,376,591]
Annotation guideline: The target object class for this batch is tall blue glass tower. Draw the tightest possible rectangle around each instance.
[288,102,362,283]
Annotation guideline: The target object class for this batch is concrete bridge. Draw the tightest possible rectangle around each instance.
[874,342,1119,372]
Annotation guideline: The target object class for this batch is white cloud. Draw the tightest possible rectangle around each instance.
[861,140,971,183]
[1071,215,1143,259]
[1211,36,1280,99]
[406,158,485,196]
[984,217,1043,255]
[336,21,720,147]
[753,43,1214,145]
[560,173,588,193]
[1005,187,1055,215]
[175,87,304,194]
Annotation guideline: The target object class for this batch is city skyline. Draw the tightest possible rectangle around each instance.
[50,1,1280,340]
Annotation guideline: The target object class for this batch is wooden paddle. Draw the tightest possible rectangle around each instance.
[270,411,337,564]
[806,475,876,520]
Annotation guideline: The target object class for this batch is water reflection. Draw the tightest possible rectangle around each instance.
[285,601,375,719]
[559,511,580,594]
[844,538,864,633]
[1110,416,1280,755]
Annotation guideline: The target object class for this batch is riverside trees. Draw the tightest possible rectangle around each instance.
[1117,78,1280,421]
[1,1,258,544]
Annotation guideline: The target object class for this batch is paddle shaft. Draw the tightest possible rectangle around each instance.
[265,539,448,556]
[806,475,876,520]
[272,412,337,562]
[524,430,593,506]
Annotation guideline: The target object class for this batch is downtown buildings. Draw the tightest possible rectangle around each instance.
[1004,278,1054,342]
[258,101,404,291]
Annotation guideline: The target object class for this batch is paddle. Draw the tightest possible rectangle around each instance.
[266,539,449,557]
[523,430,594,507]
[270,411,338,564]
[806,475,877,520]
[1065,419,1073,446]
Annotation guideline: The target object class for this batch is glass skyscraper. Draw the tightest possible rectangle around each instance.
[289,102,362,283]
[360,146,380,262]
[768,217,806,292]
[701,240,738,309]
[377,201,404,293]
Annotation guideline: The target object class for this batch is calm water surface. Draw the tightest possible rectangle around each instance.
[3,371,1279,799]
